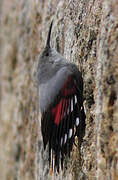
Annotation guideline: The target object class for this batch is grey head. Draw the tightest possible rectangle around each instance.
[39,21,63,64]
[37,21,67,85]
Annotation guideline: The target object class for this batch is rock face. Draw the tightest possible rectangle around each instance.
[0,0,118,180]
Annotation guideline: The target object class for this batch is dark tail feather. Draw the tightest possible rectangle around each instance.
[61,152,64,170]
[55,152,60,172]
[49,141,51,167]
[46,21,53,48]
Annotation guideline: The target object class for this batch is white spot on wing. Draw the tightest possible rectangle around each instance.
[76,117,79,126]
[74,95,77,104]
[71,99,73,112]
[68,129,72,138]
[64,134,67,144]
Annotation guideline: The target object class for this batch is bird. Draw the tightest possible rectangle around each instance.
[36,21,86,172]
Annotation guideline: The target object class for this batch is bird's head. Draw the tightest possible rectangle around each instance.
[39,21,60,63]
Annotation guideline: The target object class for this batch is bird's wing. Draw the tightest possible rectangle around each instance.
[40,70,86,172]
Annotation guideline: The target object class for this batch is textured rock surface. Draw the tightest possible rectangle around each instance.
[0,0,118,180]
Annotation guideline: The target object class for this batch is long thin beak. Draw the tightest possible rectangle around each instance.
[46,21,53,48]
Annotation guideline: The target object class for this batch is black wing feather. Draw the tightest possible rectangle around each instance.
[41,75,86,172]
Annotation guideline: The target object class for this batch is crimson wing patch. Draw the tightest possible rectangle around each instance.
[41,75,86,172]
